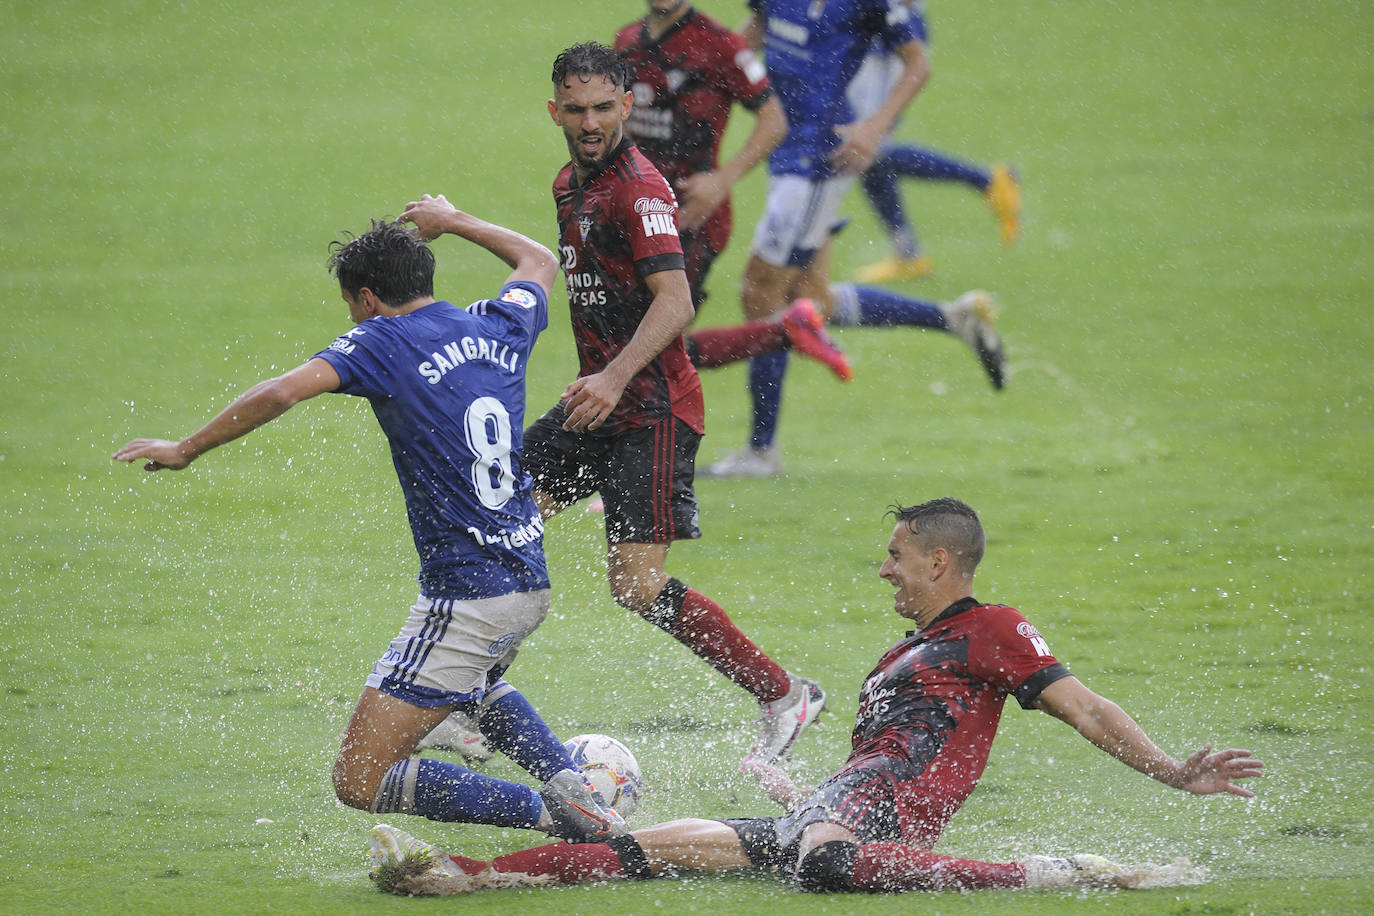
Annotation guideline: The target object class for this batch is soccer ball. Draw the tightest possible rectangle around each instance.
[563,733,643,818]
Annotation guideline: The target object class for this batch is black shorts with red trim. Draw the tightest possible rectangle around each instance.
[524,405,701,545]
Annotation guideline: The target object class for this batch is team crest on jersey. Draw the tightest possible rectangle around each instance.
[666,68,687,92]
[500,287,538,309]
[579,215,593,242]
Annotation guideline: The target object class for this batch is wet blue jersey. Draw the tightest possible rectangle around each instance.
[314,282,550,600]
[748,0,925,177]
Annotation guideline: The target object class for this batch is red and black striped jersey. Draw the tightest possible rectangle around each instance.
[552,139,704,435]
[838,598,1071,847]
[615,9,771,252]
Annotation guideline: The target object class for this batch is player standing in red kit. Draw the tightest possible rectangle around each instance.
[428,42,825,768]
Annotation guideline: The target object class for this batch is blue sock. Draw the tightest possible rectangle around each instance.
[475,686,575,783]
[860,159,912,245]
[880,145,989,190]
[373,757,543,827]
[748,350,788,450]
[831,284,947,330]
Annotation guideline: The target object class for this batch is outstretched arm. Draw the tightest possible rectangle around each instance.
[401,194,558,295]
[113,357,340,471]
[1035,676,1264,797]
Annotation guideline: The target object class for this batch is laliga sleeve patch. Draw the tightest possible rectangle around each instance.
[500,288,538,309]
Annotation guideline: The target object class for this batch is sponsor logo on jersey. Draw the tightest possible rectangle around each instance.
[489,631,522,658]
[329,324,367,354]
[565,269,607,307]
[467,512,545,552]
[635,197,675,215]
[499,287,538,309]
[641,212,677,237]
[1016,621,1052,657]
[636,197,678,238]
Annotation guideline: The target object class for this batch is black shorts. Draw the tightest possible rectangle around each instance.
[723,767,902,870]
[524,406,702,545]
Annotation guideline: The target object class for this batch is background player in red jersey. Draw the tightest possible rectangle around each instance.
[427,42,825,769]
[616,0,852,383]
[372,498,1263,896]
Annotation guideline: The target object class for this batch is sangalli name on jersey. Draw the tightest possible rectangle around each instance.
[418,335,521,384]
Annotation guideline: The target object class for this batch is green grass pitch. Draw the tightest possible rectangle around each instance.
[1,0,1371,913]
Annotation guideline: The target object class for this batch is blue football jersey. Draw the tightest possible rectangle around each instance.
[314,281,550,600]
[748,0,925,177]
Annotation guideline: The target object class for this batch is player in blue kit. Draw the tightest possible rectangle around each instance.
[114,197,626,842]
[705,0,1004,478]
[705,0,926,477]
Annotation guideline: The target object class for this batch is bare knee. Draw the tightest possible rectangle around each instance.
[332,751,379,811]
[606,546,670,615]
[608,574,663,614]
[741,257,794,320]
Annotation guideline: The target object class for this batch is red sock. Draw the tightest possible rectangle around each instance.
[667,588,790,703]
[444,853,493,875]
[851,843,1025,891]
[687,322,785,369]
[480,842,624,885]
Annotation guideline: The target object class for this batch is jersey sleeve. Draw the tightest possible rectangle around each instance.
[708,27,771,109]
[479,280,550,351]
[876,0,928,49]
[615,164,685,276]
[312,323,381,397]
[969,605,1072,709]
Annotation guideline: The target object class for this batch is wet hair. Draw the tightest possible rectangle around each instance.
[326,219,435,308]
[888,498,986,574]
[551,41,630,92]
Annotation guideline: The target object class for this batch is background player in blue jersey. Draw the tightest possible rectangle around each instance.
[848,4,1022,284]
[369,498,1263,897]
[705,0,1003,478]
[114,199,626,842]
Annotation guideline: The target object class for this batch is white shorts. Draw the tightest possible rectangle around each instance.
[750,172,857,268]
[846,49,903,124]
[366,589,551,707]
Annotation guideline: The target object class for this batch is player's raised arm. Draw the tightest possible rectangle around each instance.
[400,194,558,295]
[113,358,340,472]
[1034,675,1264,797]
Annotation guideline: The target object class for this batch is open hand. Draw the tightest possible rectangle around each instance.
[1172,743,1264,797]
[113,438,191,472]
